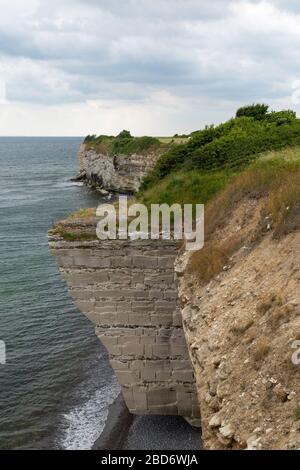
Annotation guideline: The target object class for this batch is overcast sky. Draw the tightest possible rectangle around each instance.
[0,0,300,136]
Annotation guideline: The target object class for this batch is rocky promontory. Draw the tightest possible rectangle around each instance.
[73,132,166,193]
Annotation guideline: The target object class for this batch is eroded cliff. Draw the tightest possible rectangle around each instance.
[75,142,163,193]
[179,196,300,450]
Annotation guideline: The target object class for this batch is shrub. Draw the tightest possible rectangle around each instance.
[141,105,300,190]
[266,110,296,126]
[235,103,269,120]
[117,130,132,139]
[190,120,300,172]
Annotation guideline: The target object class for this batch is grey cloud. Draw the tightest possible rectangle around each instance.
[0,0,299,109]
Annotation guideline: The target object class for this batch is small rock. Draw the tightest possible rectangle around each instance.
[212,357,221,368]
[246,435,261,450]
[273,383,288,402]
[288,391,296,401]
[205,392,212,403]
[209,414,222,428]
[269,377,277,384]
[97,188,109,196]
[219,424,235,439]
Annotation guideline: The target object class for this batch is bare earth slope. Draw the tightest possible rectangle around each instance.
[180,200,300,450]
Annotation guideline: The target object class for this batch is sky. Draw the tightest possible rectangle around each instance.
[1,0,300,136]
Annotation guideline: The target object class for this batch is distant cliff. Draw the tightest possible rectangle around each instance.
[73,133,166,193]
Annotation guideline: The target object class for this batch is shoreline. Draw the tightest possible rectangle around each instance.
[93,393,202,451]
[92,393,134,450]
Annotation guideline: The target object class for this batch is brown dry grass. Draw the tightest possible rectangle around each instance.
[230,318,254,335]
[253,337,270,361]
[243,327,258,344]
[187,234,243,283]
[68,207,96,220]
[266,174,300,238]
[269,303,295,327]
[256,292,285,315]
[188,157,300,284]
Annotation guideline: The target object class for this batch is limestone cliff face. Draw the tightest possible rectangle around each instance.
[49,220,199,423]
[76,143,162,193]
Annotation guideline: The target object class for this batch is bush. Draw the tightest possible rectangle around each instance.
[266,110,297,126]
[142,114,300,190]
[141,105,300,191]
[190,119,300,171]
[235,103,269,120]
[117,129,132,139]
[141,120,237,188]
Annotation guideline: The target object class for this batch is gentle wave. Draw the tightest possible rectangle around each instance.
[61,378,120,450]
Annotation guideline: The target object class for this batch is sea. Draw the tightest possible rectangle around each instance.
[0,137,120,450]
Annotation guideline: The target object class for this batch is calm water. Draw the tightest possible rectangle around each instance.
[0,137,119,450]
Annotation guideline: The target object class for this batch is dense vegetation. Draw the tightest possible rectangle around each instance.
[84,130,161,155]
[140,104,299,191]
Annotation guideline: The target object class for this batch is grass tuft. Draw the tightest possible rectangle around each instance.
[253,337,270,361]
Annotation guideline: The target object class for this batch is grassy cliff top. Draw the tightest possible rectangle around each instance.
[140,105,299,190]
[50,145,300,243]
[54,104,300,243]
[83,130,190,155]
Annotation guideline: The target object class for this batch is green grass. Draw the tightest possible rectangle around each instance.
[55,229,97,241]
[141,106,300,190]
[138,145,300,208]
[83,132,190,156]
[55,148,300,242]
[138,169,233,208]
[84,134,163,155]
